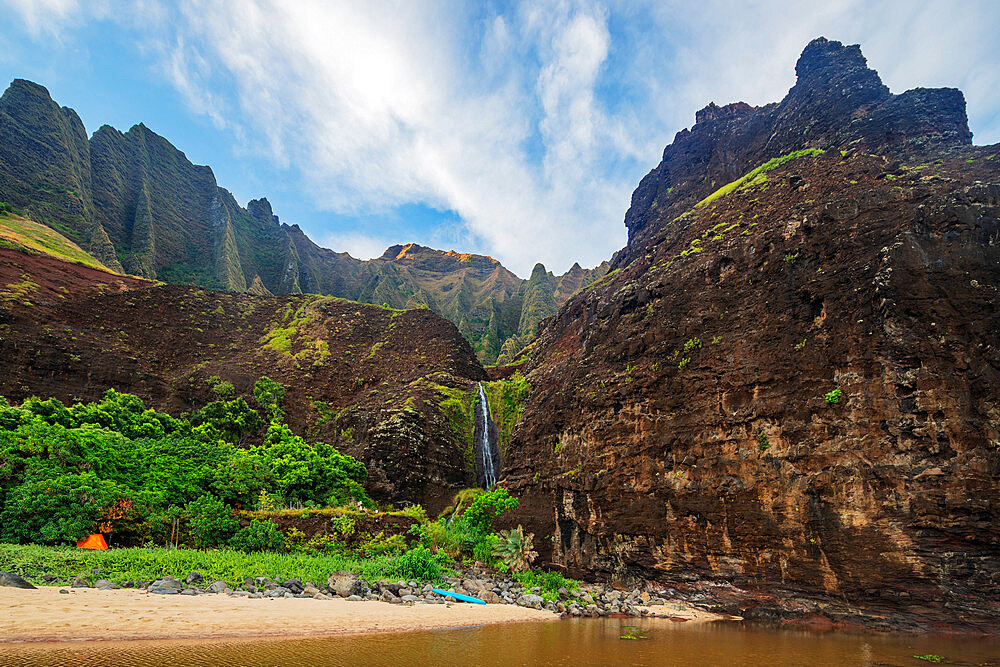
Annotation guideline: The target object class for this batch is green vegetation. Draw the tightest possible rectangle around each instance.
[493,526,538,572]
[0,542,449,587]
[480,373,532,452]
[825,388,843,405]
[0,383,369,546]
[695,149,825,209]
[0,209,111,271]
[757,432,771,451]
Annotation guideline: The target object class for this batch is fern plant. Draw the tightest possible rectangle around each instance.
[493,525,538,572]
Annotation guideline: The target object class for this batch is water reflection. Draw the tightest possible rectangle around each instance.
[1,618,998,666]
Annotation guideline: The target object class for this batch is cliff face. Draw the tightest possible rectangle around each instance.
[0,80,607,362]
[0,245,487,513]
[505,38,1000,631]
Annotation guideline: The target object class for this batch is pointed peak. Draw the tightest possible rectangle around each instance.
[529,262,548,280]
[247,197,279,225]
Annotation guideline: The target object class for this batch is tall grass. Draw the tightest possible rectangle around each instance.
[0,543,451,587]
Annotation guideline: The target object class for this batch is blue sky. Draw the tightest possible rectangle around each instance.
[2,1,999,276]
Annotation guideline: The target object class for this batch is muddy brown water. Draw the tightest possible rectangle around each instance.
[1,618,998,666]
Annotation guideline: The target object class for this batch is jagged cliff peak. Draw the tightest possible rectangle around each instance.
[247,197,279,225]
[620,37,973,264]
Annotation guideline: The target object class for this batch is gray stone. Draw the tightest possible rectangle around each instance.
[147,577,183,595]
[249,592,262,599]
[462,579,484,593]
[179,588,198,596]
[264,587,291,598]
[303,585,320,597]
[401,594,420,602]
[314,593,331,600]
[381,590,400,603]
[185,571,204,586]
[327,571,366,598]
[93,579,118,590]
[71,576,91,588]
[207,580,229,594]
[516,594,545,610]
[478,590,501,604]
[281,578,304,594]
[59,589,69,594]
[345,594,363,601]
[0,572,36,589]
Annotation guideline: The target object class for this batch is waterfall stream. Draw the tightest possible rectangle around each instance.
[476,383,499,488]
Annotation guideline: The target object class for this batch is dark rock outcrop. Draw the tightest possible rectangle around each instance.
[505,38,1000,632]
[0,572,36,589]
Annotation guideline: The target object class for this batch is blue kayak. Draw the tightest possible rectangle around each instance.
[430,588,486,604]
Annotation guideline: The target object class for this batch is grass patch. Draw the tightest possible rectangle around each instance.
[0,542,452,587]
[0,211,111,272]
[695,149,825,209]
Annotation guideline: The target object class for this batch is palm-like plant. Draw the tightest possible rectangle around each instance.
[493,525,538,572]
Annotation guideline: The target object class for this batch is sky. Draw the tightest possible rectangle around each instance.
[2,1,998,276]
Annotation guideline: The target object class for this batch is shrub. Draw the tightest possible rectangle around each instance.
[825,388,843,405]
[396,545,446,581]
[461,487,519,534]
[185,495,239,548]
[512,569,579,602]
[229,519,285,552]
[493,526,537,572]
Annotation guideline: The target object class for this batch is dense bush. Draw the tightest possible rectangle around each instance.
[396,545,448,580]
[228,519,285,553]
[185,495,239,548]
[0,385,369,546]
[461,487,519,533]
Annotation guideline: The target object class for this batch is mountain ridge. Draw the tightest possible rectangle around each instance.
[0,78,606,362]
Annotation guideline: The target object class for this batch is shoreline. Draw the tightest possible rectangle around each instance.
[0,586,556,644]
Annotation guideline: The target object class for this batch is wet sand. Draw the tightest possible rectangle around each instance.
[0,586,556,643]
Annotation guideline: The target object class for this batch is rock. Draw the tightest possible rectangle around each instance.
[462,579,484,593]
[327,571,366,598]
[147,577,183,595]
[121,581,134,589]
[401,594,420,603]
[59,589,69,594]
[206,580,229,594]
[302,585,320,597]
[281,578,304,594]
[516,594,545,610]
[0,572,36,589]
[249,592,262,599]
[381,590,400,603]
[180,588,198,596]
[93,579,118,590]
[71,576,91,588]
[639,591,651,603]
[41,575,57,583]
[315,593,332,600]
[345,594,363,601]
[380,581,404,596]
[264,587,290,598]
[478,590,501,604]
[185,571,203,586]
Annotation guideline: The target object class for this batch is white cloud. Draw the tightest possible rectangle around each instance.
[321,232,393,262]
[4,0,999,274]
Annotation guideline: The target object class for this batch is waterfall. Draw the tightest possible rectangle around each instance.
[476,382,499,488]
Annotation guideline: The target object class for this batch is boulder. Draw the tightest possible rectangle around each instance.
[345,594,362,601]
[0,572,36,589]
[206,580,229,594]
[185,571,204,586]
[93,579,118,590]
[327,571,366,598]
[264,587,291,598]
[462,579,484,593]
[516,594,545,610]
[70,576,91,588]
[147,577,183,595]
[281,578,304,594]
[179,588,198,596]
[381,590,400,603]
[477,590,501,604]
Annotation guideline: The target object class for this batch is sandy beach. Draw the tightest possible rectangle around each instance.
[0,586,556,643]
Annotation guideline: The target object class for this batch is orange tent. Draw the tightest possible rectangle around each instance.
[76,533,108,550]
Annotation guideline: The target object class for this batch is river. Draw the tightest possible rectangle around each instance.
[2,617,997,666]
